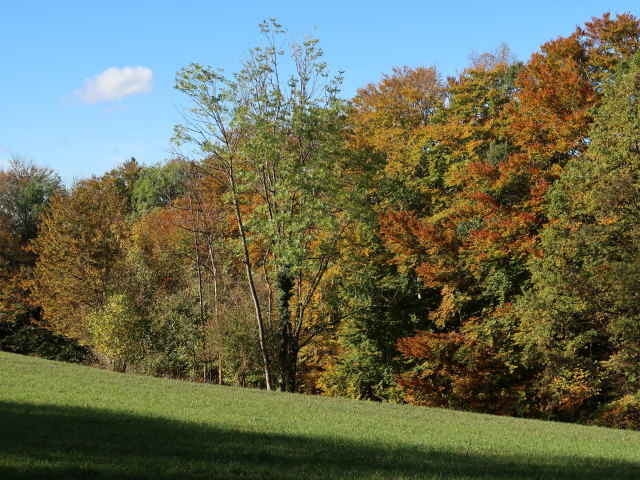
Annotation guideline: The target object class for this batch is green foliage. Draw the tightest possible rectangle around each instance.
[103,158,143,214]
[0,314,90,363]
[8,12,640,431]
[321,325,405,402]
[87,294,148,370]
[206,283,274,388]
[131,160,189,213]
[515,50,640,421]
[0,157,62,243]
[319,198,431,401]
[323,268,430,402]
[142,291,200,378]
[174,19,348,391]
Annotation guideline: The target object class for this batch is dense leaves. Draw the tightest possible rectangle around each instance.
[4,12,640,430]
[515,49,640,423]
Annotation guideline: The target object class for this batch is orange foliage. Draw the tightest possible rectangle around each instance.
[508,34,596,160]
[397,331,519,414]
[580,12,640,79]
[349,66,445,177]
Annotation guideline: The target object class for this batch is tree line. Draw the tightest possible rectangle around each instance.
[2,13,640,429]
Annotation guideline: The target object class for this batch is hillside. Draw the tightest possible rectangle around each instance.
[0,351,639,479]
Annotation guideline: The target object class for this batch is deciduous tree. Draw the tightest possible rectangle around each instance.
[31,177,129,342]
[174,20,347,391]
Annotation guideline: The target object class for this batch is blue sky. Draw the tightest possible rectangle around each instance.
[2,1,638,183]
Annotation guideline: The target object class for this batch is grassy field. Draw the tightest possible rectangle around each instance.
[1,352,639,479]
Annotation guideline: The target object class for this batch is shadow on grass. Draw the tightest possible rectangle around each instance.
[0,400,638,479]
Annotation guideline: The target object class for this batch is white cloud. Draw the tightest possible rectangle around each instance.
[75,66,153,105]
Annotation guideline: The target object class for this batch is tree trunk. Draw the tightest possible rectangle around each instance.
[187,192,206,382]
[288,340,299,393]
[276,267,294,392]
[207,239,221,385]
[229,172,272,390]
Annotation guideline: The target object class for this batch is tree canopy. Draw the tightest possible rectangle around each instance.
[4,12,640,430]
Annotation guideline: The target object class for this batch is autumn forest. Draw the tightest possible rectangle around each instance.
[3,12,640,430]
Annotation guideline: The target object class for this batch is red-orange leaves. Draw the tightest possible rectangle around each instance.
[581,12,640,81]
[397,331,518,414]
[509,13,640,163]
[508,34,596,161]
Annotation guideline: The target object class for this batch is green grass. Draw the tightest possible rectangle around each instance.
[0,352,639,479]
